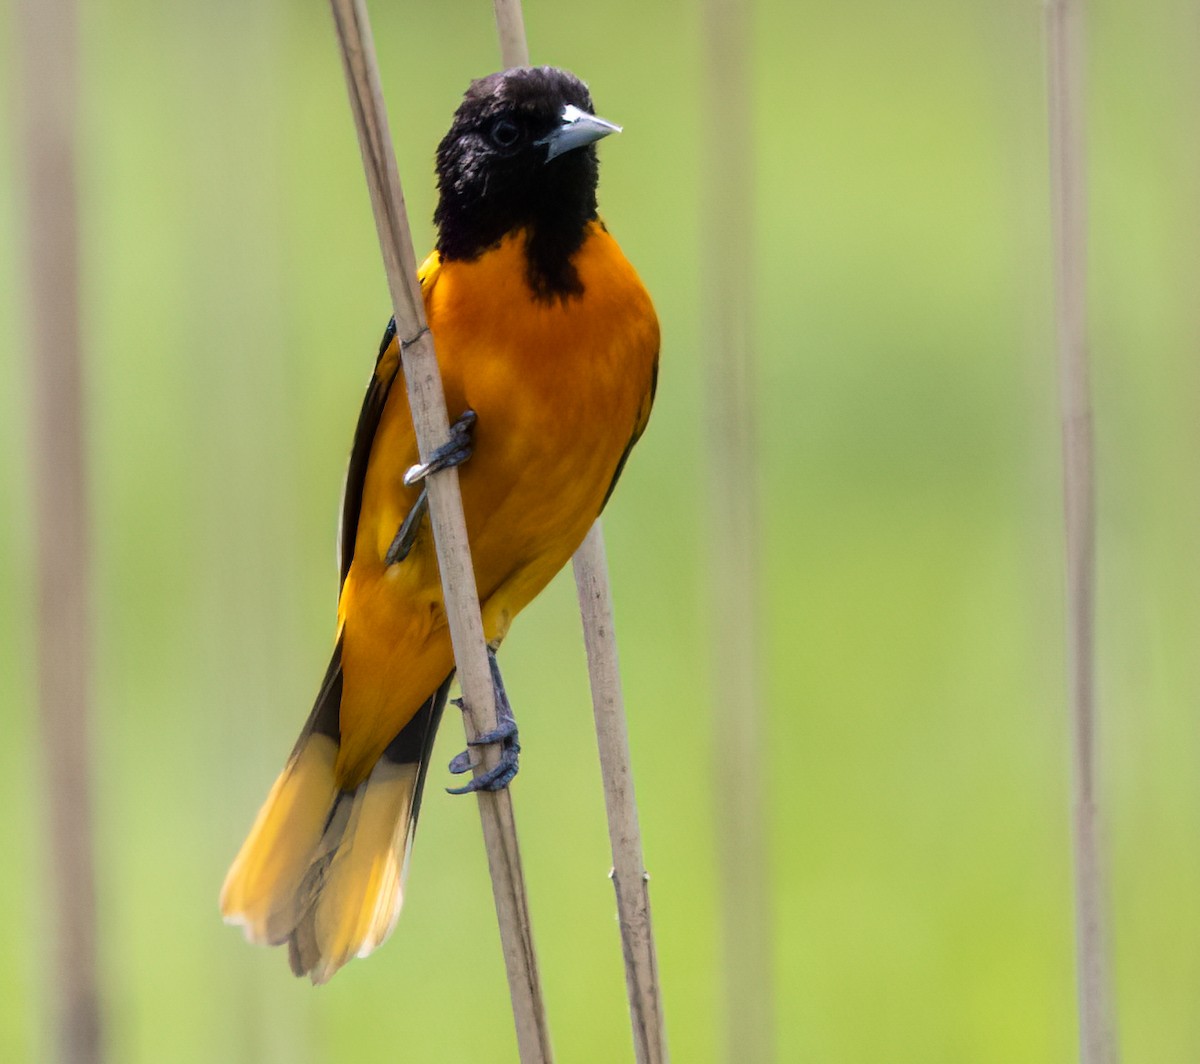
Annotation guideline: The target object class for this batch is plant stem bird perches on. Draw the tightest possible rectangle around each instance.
[489,4,669,1062]
[328,1,552,1059]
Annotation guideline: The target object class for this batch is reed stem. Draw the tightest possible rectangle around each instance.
[19,0,103,1059]
[489,3,669,1058]
[1044,1,1118,1060]
[701,0,774,1060]
[328,3,552,1058]
[573,525,670,1064]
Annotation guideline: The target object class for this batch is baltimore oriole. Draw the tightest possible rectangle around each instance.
[220,67,659,983]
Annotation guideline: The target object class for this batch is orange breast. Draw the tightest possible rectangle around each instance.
[334,221,659,787]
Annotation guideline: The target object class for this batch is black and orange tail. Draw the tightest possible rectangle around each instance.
[220,646,450,983]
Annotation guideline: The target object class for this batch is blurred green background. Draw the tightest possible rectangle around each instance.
[3,0,1199,1060]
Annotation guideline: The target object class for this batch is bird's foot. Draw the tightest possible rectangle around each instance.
[404,409,477,486]
[446,650,521,794]
[446,717,520,794]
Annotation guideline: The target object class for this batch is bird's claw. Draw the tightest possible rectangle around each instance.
[445,732,521,794]
[404,409,477,486]
[445,650,521,794]
[466,719,519,748]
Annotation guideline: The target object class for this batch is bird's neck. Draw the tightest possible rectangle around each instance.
[435,191,599,302]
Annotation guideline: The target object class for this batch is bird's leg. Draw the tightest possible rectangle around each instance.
[447,648,521,794]
[386,409,476,566]
[384,488,428,565]
[403,408,477,486]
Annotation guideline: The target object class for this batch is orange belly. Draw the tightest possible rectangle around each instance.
[333,222,658,787]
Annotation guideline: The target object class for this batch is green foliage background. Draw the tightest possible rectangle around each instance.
[2,1,1199,1060]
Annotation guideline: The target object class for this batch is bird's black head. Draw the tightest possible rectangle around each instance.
[434,67,620,300]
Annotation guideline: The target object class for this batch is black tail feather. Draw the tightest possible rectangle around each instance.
[288,640,343,762]
[383,672,454,828]
[290,644,450,833]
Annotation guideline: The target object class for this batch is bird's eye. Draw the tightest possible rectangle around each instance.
[490,118,521,149]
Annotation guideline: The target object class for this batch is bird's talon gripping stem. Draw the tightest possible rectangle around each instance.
[446,649,521,794]
[404,409,477,486]
[387,411,477,565]
[467,718,518,747]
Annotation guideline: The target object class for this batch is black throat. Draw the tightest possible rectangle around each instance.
[434,154,599,301]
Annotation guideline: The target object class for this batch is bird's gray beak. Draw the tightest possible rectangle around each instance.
[536,104,622,162]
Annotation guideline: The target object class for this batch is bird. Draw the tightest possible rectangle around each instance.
[219,66,659,984]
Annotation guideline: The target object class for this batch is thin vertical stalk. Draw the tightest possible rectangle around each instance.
[492,0,530,68]
[1044,1,1118,1062]
[17,0,103,1061]
[488,2,670,1059]
[573,525,669,1064]
[701,0,773,1062]
[327,3,551,1060]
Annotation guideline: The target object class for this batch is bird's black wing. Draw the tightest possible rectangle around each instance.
[338,317,401,588]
